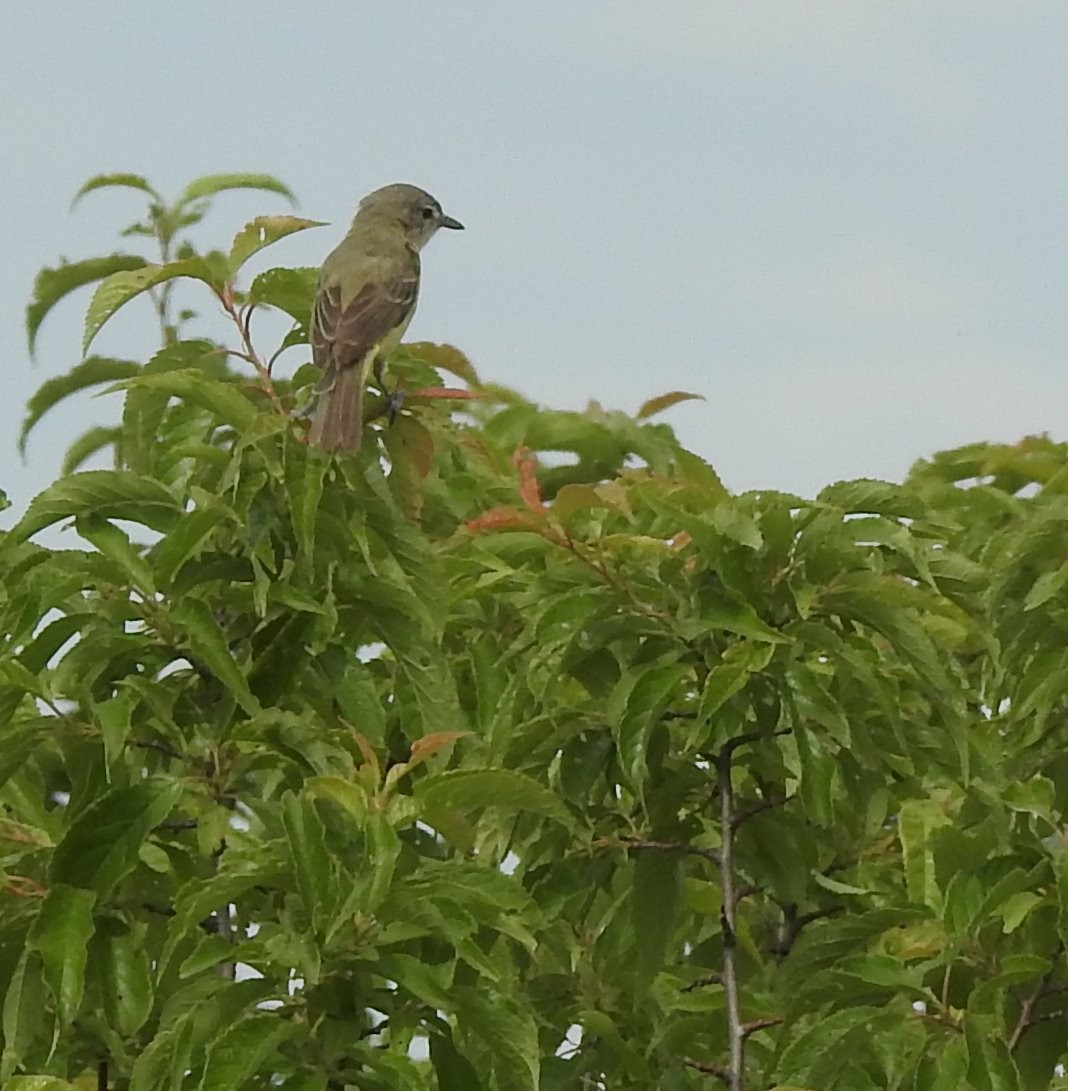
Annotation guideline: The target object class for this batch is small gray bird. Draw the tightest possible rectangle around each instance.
[307,183,463,452]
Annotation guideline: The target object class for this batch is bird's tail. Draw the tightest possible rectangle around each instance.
[308,358,371,452]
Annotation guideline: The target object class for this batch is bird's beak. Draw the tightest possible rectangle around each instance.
[440,214,464,230]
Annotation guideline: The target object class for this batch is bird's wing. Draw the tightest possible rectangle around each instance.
[310,270,419,380]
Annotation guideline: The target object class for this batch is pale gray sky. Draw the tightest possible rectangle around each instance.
[4,2,1068,523]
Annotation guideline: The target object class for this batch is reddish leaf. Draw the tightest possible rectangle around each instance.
[513,447,543,512]
[408,386,484,401]
[464,506,530,532]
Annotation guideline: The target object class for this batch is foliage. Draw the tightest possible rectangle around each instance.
[4,173,1068,1091]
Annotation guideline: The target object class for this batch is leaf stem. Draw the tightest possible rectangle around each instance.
[217,288,286,415]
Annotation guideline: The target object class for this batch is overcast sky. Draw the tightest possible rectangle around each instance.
[4,2,1068,524]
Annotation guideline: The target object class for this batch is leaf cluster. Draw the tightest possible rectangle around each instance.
[5,176,1068,1091]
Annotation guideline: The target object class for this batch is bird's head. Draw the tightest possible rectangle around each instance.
[355,183,464,250]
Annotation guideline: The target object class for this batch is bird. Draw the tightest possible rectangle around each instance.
[306,183,463,452]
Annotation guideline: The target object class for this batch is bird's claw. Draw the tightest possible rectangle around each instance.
[385,390,406,425]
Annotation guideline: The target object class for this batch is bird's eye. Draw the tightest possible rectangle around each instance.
[421,206,436,221]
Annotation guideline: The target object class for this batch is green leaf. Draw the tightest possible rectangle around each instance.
[281,791,337,936]
[19,357,140,455]
[405,341,482,386]
[632,850,682,993]
[158,865,283,982]
[378,953,454,1011]
[229,215,324,273]
[550,483,610,524]
[287,446,329,563]
[121,338,221,473]
[415,769,572,826]
[698,601,791,644]
[71,172,160,208]
[711,503,764,549]
[26,254,147,356]
[170,597,262,716]
[898,800,945,911]
[101,927,154,1035]
[50,780,180,895]
[1000,891,1044,933]
[29,884,96,1025]
[635,390,705,420]
[76,514,155,593]
[83,258,220,353]
[1050,848,1068,951]
[61,426,120,474]
[116,369,261,433]
[813,871,871,896]
[1024,560,1068,610]
[3,1079,80,1091]
[10,470,181,541]
[150,504,233,588]
[363,811,401,914]
[248,266,318,325]
[179,172,296,207]
[611,660,691,790]
[196,1012,295,1091]
[1,951,46,1083]
[455,987,540,1091]
[697,640,775,722]
[431,1031,485,1091]
[818,478,928,519]
[964,1011,1022,1091]
[774,1006,881,1084]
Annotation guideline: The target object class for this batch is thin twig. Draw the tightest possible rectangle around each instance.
[732,796,789,830]
[683,1058,731,1084]
[129,738,183,761]
[682,973,723,993]
[217,288,286,415]
[741,1017,784,1039]
[562,531,674,624]
[769,903,842,958]
[1009,945,1063,1050]
[613,836,720,865]
[1030,1010,1068,1025]
[717,743,744,1091]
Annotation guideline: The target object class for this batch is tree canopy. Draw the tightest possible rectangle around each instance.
[3,172,1068,1091]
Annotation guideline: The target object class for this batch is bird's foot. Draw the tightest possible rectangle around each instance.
[385,390,406,425]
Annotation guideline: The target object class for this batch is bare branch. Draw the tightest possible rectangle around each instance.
[716,744,744,1091]
[613,836,720,866]
[682,972,723,993]
[732,795,790,830]
[683,1057,731,1084]
[1010,945,1063,1050]
[741,1017,784,1039]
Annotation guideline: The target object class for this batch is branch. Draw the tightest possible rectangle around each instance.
[683,1057,731,1084]
[741,1017,784,1039]
[732,795,790,830]
[716,743,744,1091]
[129,738,183,761]
[217,288,286,415]
[613,836,720,866]
[682,973,723,993]
[769,903,843,959]
[1009,946,1063,1050]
